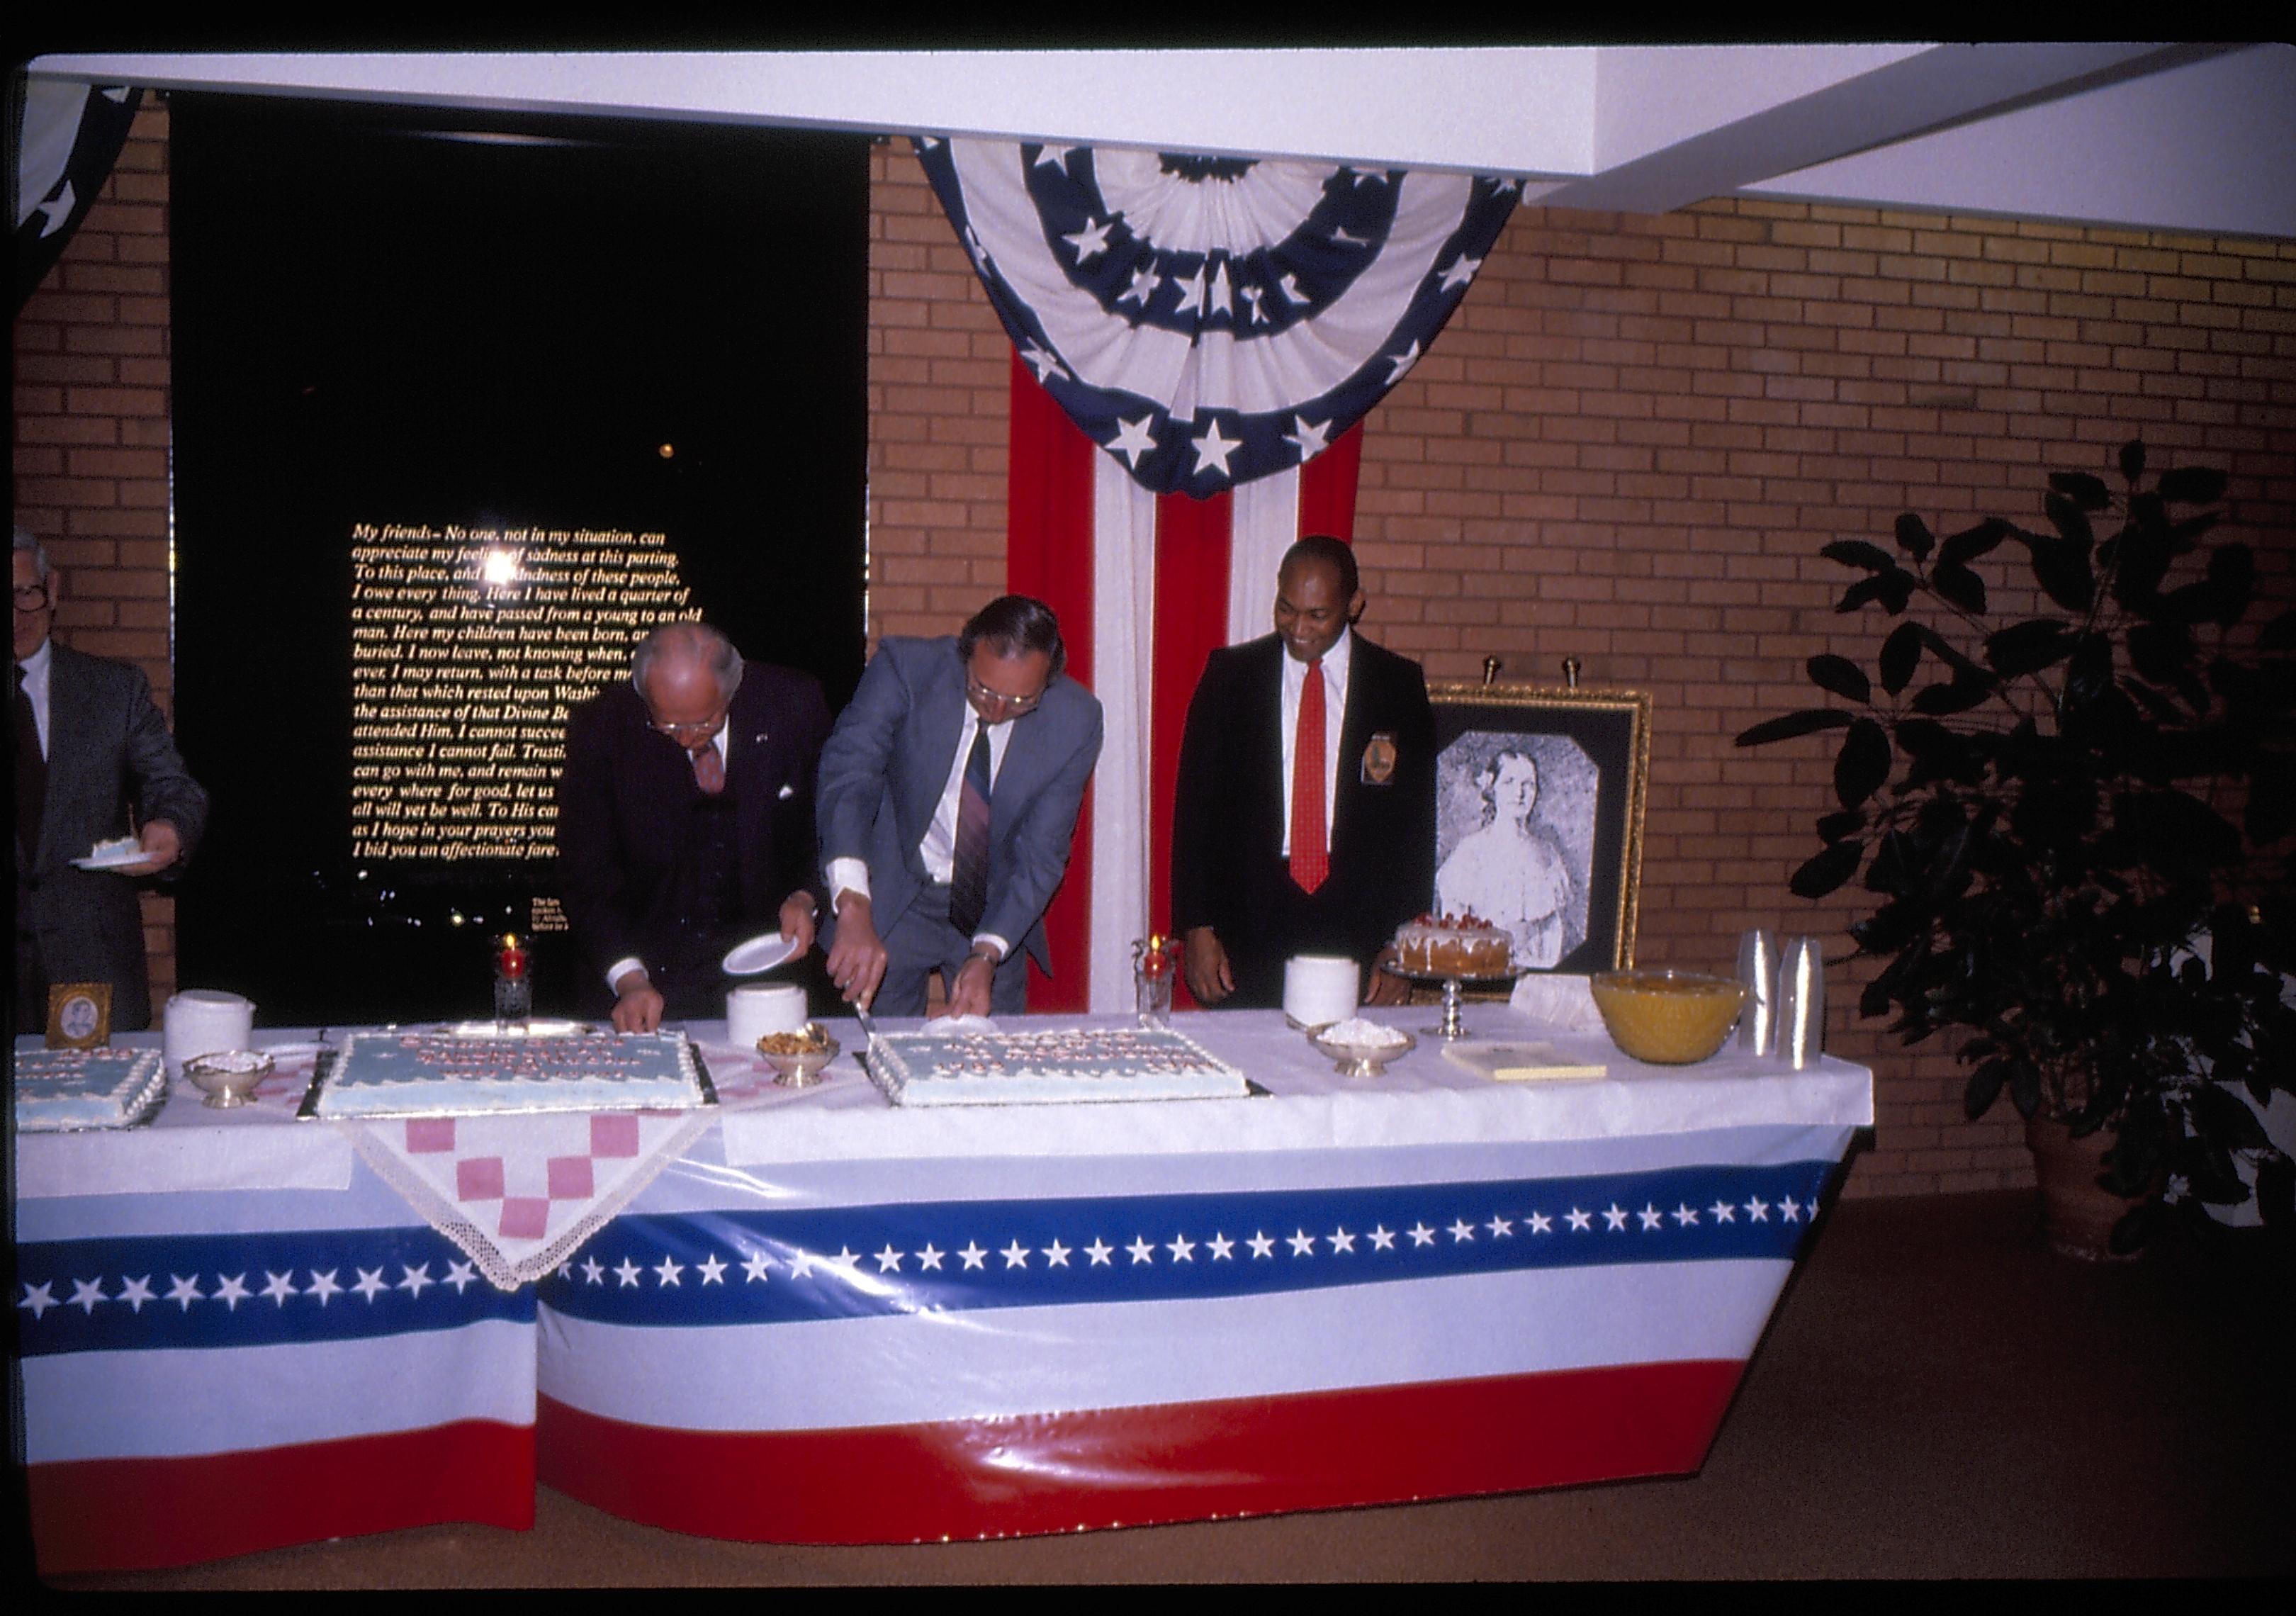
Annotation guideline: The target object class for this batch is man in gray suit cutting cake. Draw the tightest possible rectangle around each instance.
[818,595,1103,1019]
[13,528,209,1032]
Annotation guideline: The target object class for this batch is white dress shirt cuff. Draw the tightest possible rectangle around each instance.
[828,858,873,909]
[972,934,1011,963]
[607,958,646,995]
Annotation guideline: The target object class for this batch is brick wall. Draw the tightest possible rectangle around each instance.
[860,154,2296,1199]
[23,110,2295,1196]
[14,96,179,1006]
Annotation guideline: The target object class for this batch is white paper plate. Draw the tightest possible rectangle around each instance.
[70,846,150,871]
[722,932,800,976]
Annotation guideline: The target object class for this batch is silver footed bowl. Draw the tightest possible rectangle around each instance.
[1307,1024,1417,1078]
[184,1049,274,1109]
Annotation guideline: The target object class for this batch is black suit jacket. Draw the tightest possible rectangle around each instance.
[14,644,209,1031]
[1171,631,1436,1006]
[556,661,830,1017]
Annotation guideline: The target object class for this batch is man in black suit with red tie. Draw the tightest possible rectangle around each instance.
[556,622,830,1031]
[1172,536,1437,1010]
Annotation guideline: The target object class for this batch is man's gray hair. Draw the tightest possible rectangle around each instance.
[631,620,743,703]
[14,526,52,583]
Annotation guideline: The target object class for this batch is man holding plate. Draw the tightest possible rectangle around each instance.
[13,528,208,1032]
[557,621,831,1031]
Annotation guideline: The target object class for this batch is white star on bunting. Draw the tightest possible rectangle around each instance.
[614,1259,643,1287]
[1086,1239,1114,1266]
[697,1255,727,1285]
[1328,1227,1357,1254]
[19,1282,57,1320]
[1208,1233,1236,1260]
[1285,415,1333,461]
[260,1271,298,1307]
[1369,1225,1397,1250]
[214,1273,252,1311]
[918,1244,946,1271]
[1437,253,1482,293]
[354,1267,389,1302]
[1043,1240,1072,1267]
[69,1278,108,1315]
[305,1269,342,1306]
[653,1257,684,1287]
[398,1264,434,1298]
[959,1242,988,1270]
[1166,1234,1196,1262]
[1287,1230,1317,1257]
[1064,216,1114,264]
[1248,1232,1276,1259]
[118,1274,156,1312]
[741,1252,772,1284]
[1106,415,1159,468]
[1001,1240,1032,1269]
[876,1245,905,1273]
[1127,1236,1157,1264]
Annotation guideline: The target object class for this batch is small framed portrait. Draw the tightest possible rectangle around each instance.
[47,982,114,1050]
[1426,683,1651,975]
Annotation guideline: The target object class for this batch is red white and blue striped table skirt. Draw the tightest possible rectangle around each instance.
[17,1011,1871,1565]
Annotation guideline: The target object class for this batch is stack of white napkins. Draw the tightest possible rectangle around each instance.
[1508,972,1604,1033]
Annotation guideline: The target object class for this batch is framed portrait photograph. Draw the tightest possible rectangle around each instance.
[1426,683,1651,975]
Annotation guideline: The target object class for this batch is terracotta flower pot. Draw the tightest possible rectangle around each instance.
[2025,1115,2144,1262]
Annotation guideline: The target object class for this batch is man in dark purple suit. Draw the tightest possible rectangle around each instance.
[556,622,830,1031]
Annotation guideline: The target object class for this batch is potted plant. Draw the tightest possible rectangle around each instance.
[1737,440,2295,1256]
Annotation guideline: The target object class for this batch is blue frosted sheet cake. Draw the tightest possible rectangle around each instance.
[315,1029,707,1118]
[14,1047,169,1131]
[861,1023,1247,1107]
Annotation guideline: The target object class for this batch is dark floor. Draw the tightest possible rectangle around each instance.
[34,1190,2296,1586]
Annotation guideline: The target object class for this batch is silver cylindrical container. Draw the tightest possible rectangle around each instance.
[1777,935,1826,1068]
[1735,928,1779,1055]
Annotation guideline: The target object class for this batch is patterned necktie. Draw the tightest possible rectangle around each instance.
[1289,656,1329,894]
[948,721,993,936]
[15,663,45,861]
[689,739,724,795]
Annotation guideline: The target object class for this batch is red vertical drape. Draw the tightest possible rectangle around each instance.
[1004,354,1097,1011]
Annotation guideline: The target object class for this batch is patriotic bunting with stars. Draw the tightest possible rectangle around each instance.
[16,82,144,311]
[915,137,1521,498]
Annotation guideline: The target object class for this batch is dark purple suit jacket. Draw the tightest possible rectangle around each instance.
[556,661,829,1015]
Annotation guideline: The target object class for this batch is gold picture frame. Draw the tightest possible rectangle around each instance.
[1425,682,1652,975]
[46,982,114,1050]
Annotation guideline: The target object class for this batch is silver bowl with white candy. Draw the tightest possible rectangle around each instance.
[1307,1016,1417,1078]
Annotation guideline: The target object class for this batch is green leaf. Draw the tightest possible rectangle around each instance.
[2157,464,2228,505]
[1985,617,2074,678]
[1835,718,1893,810]
[2259,610,2296,653]
[2025,532,2095,613]
[2047,471,2111,512]
[1822,539,1895,573]
[1816,809,1867,843]
[1964,1059,2009,1119]
[1893,513,1935,562]
[1910,678,1996,717]
[2042,494,2093,551]
[1807,653,1871,705]
[2118,439,2146,484]
[1879,622,1922,695]
[1735,709,1857,747]
[2205,544,2256,626]
[2064,632,2113,711]
[1941,517,2010,566]
[1931,561,1987,614]
[1789,841,1864,899]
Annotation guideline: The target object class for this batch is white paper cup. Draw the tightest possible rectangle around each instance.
[1283,954,1359,1029]
[164,989,255,1074]
[728,984,807,1047]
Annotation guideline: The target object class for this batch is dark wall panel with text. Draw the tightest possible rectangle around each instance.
[169,94,869,1023]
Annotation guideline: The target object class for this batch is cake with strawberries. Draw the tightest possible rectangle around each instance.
[1391,911,1514,977]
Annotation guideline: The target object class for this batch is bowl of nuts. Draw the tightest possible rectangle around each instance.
[756,1023,838,1087]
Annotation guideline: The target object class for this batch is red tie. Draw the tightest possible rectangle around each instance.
[1289,657,1328,894]
[690,741,724,795]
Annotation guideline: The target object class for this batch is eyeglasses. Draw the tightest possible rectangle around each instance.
[646,708,727,741]
[13,585,50,610]
[966,674,1044,715]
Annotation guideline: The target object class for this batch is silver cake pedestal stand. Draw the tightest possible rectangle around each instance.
[1383,963,1530,1041]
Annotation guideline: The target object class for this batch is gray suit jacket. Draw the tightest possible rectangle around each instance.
[816,636,1102,975]
[15,644,209,1031]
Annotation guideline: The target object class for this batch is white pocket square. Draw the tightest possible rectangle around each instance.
[777,784,795,800]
